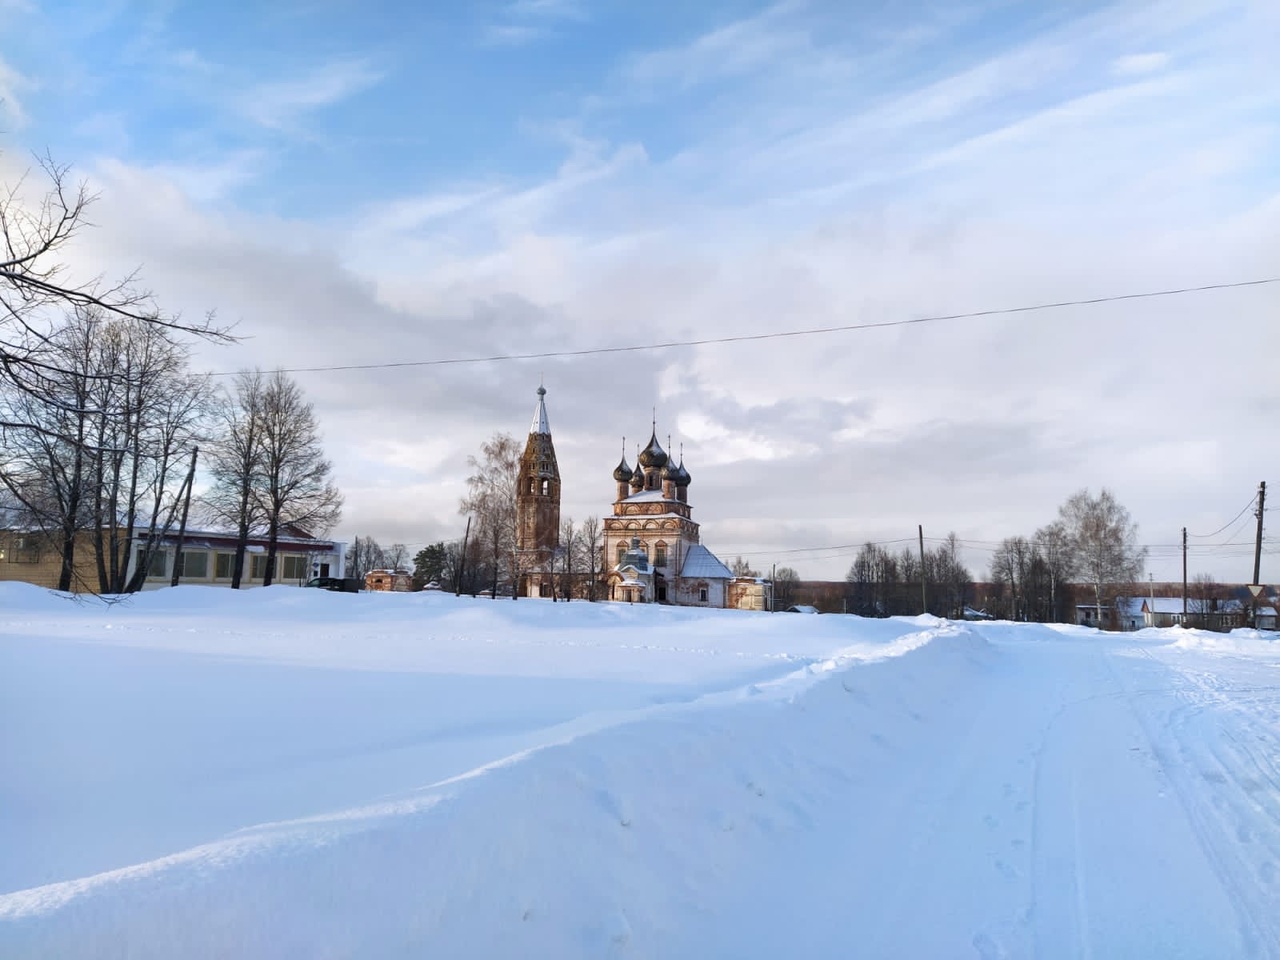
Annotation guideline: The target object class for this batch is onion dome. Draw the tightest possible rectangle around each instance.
[638,431,669,469]
[630,462,645,487]
[660,459,679,481]
[674,458,691,485]
[613,456,632,482]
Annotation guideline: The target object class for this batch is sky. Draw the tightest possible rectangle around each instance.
[2,0,1278,583]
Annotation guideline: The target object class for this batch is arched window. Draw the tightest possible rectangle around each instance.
[541,479,549,495]
[616,543,626,565]
[655,543,667,566]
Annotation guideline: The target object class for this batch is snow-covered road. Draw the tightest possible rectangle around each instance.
[1,585,1277,958]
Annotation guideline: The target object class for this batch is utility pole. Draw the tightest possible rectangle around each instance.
[1252,481,1266,629]
[455,515,471,597]
[1253,481,1266,587]
[1181,526,1187,621]
[918,524,927,615]
[169,446,199,589]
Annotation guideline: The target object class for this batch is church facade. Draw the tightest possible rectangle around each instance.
[602,429,739,607]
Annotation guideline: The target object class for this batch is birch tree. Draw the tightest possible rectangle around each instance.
[1057,488,1146,626]
[459,432,521,599]
[254,370,342,586]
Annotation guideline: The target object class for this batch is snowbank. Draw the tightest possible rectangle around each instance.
[3,588,1277,958]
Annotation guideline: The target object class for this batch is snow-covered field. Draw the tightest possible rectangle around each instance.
[2,584,1279,959]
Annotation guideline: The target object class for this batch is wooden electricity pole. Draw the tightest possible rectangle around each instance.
[169,446,199,589]
[918,524,927,615]
[1253,481,1266,587]
[455,515,471,597]
[1181,526,1187,619]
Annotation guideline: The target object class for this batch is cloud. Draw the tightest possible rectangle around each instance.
[479,24,549,48]
[1112,51,1170,75]
[622,2,810,89]
[145,151,268,203]
[237,58,384,131]
[481,0,587,47]
[0,56,31,127]
[505,0,584,18]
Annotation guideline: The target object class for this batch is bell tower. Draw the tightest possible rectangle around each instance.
[516,385,561,596]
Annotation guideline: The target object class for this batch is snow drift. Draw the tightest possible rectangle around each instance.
[2,585,1278,958]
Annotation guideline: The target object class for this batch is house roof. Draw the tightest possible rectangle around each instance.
[1141,597,1246,614]
[680,544,733,580]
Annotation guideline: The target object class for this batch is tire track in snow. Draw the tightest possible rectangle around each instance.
[1108,645,1280,958]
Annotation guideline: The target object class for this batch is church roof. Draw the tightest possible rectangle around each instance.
[623,489,670,502]
[680,544,733,580]
[638,430,669,468]
[529,386,550,435]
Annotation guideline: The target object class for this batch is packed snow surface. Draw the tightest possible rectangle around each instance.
[2,583,1279,958]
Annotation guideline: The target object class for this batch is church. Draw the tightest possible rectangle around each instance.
[601,429,739,606]
[514,385,765,607]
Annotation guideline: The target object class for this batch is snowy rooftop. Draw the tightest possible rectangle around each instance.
[1144,597,1245,614]
[680,543,733,579]
[623,489,671,502]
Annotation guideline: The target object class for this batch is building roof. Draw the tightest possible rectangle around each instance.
[529,386,550,436]
[1142,597,1245,614]
[680,543,733,580]
[139,525,340,552]
[624,489,670,503]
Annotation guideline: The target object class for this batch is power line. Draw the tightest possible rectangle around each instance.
[210,276,1280,377]
[1187,494,1258,538]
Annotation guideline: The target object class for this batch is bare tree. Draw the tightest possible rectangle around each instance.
[0,312,96,590]
[1033,521,1075,623]
[846,542,901,617]
[1188,573,1221,614]
[578,515,602,601]
[203,370,266,588]
[936,532,973,619]
[384,542,409,571]
[772,566,800,611]
[254,370,342,586]
[346,535,385,581]
[990,537,1034,620]
[459,432,521,599]
[0,157,228,406]
[557,517,576,601]
[0,308,212,592]
[1057,488,1146,627]
[730,556,759,578]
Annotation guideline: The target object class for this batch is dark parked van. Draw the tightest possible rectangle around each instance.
[304,577,361,593]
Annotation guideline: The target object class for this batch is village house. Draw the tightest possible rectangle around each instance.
[0,523,346,593]
[364,568,413,592]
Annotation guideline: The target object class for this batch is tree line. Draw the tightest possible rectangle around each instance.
[837,489,1147,622]
[0,158,342,592]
